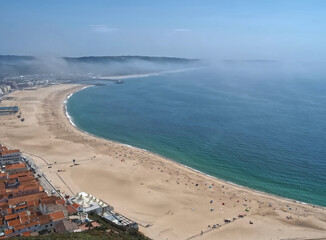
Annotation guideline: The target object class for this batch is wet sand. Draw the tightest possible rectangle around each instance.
[0,84,326,240]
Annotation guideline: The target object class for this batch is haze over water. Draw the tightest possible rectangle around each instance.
[67,65,326,207]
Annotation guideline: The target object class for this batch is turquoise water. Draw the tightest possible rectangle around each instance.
[67,67,326,206]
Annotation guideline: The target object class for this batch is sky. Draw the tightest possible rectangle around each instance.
[1,0,326,60]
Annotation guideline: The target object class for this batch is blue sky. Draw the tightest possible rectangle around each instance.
[1,0,326,60]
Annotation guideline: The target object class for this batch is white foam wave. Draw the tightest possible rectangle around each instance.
[64,100,76,127]
[64,86,93,128]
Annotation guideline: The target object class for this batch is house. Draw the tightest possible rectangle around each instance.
[0,145,21,164]
[5,163,27,175]
[54,219,78,233]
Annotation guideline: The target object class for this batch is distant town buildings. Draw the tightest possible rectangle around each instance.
[0,74,51,97]
[0,85,11,96]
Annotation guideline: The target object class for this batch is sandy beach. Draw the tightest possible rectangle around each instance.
[0,84,326,240]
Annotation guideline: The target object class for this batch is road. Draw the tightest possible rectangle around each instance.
[23,156,62,198]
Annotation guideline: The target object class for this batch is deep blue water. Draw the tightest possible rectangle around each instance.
[67,67,326,206]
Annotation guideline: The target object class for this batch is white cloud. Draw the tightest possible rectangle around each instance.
[174,28,190,32]
[90,24,117,33]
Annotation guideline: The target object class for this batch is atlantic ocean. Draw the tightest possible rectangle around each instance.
[66,65,326,207]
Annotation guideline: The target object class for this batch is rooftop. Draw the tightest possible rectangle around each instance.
[8,192,47,205]
[70,192,111,209]
[39,215,51,225]
[5,163,26,170]
[22,231,31,237]
[4,213,18,221]
[48,211,65,221]
[7,218,21,227]
[66,205,77,214]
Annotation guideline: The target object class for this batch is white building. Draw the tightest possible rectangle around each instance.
[0,85,11,94]
[0,145,21,164]
[68,192,113,214]
[69,192,138,230]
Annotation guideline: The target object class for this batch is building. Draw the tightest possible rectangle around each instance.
[69,192,138,230]
[54,219,78,233]
[0,107,19,116]
[102,211,138,230]
[5,163,27,175]
[0,164,71,238]
[68,192,113,215]
[0,145,21,164]
[0,85,11,94]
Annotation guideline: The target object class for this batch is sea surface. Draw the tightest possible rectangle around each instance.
[67,65,326,206]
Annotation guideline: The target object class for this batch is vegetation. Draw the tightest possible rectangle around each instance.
[15,229,150,240]
[13,213,151,240]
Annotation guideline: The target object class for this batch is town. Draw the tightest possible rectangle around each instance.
[0,73,123,100]
[0,143,138,238]
[0,74,52,97]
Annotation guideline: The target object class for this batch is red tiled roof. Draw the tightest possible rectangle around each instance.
[14,223,26,231]
[8,171,33,179]
[4,213,18,221]
[18,211,28,217]
[19,176,35,182]
[40,195,62,204]
[8,218,21,227]
[14,204,28,211]
[8,192,47,205]
[22,231,31,236]
[27,200,37,207]
[25,220,38,228]
[28,213,38,221]
[71,203,81,209]
[18,212,29,223]
[4,229,13,235]
[0,149,20,156]
[56,199,65,205]
[48,211,65,221]
[5,163,26,170]
[66,205,77,214]
[39,215,51,225]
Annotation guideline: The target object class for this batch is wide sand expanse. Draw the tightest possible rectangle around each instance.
[0,84,326,240]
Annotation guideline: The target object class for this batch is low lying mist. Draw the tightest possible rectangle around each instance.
[0,55,200,79]
[1,55,325,84]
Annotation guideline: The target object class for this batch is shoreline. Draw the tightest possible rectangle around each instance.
[63,85,325,209]
[1,84,326,239]
[63,85,95,128]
